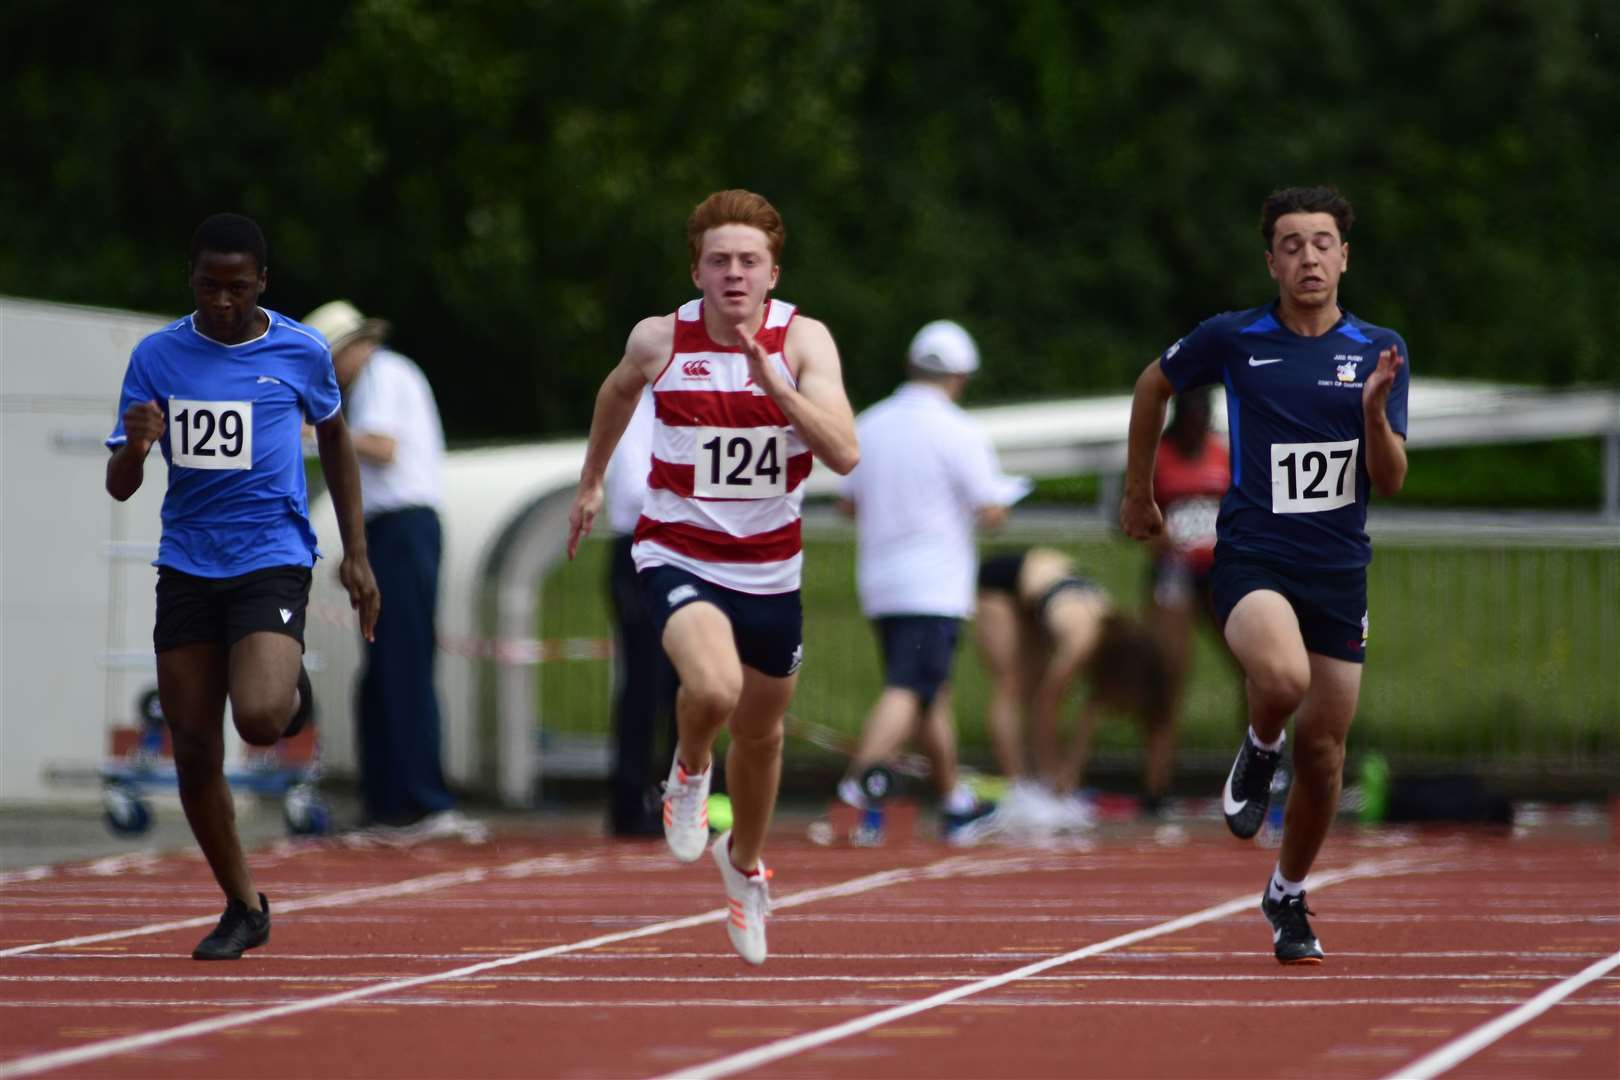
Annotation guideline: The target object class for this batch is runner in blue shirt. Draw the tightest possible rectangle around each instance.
[1121,186,1409,965]
[105,213,379,960]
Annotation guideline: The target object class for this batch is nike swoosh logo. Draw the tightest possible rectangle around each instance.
[279,608,293,624]
[1248,356,1285,366]
[1273,928,1283,943]
[1222,768,1247,817]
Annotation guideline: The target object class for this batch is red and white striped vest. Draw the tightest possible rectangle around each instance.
[631,298,811,594]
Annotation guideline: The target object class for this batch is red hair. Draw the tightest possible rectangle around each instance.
[686,189,786,266]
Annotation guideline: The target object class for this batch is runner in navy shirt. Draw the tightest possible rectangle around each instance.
[1121,186,1409,965]
[105,214,379,961]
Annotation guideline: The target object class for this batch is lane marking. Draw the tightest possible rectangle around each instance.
[0,853,1013,1079]
[653,857,1417,1080]
[1378,950,1620,1080]
[0,854,607,959]
[4,996,1616,1011]
[6,949,1609,963]
[7,971,1616,985]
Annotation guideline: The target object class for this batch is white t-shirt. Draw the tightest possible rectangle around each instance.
[841,382,1030,617]
[604,387,656,536]
[346,348,445,517]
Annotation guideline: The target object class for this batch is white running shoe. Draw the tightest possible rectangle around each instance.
[1051,793,1099,831]
[712,830,770,965]
[662,759,711,862]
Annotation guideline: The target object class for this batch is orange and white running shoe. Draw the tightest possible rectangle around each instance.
[712,830,770,965]
[661,759,711,862]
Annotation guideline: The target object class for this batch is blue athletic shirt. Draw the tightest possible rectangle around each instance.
[105,309,342,578]
[1158,303,1410,570]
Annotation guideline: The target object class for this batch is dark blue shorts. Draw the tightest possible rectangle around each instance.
[639,565,804,678]
[873,616,960,705]
[1210,553,1368,663]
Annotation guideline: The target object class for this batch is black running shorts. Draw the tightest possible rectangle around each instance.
[153,565,312,653]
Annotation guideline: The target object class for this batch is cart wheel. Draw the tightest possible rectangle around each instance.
[103,784,152,836]
[283,783,331,836]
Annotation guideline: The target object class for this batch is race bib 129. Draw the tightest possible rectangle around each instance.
[169,398,253,470]
[1270,438,1357,513]
[693,427,787,498]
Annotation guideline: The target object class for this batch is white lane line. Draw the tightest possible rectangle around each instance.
[7,949,1610,963]
[0,853,1006,1079]
[1378,949,1620,1080]
[5,996,1619,1011]
[0,854,605,959]
[653,857,1418,1080]
[8,971,1615,985]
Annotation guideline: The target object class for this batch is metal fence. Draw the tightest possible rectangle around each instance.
[537,507,1619,795]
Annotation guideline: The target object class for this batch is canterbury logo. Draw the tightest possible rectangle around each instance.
[681,360,711,378]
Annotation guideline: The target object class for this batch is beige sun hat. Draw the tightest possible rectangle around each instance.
[302,300,390,352]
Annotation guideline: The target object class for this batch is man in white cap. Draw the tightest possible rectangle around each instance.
[302,300,459,833]
[836,320,1030,842]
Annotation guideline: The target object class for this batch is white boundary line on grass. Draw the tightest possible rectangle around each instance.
[0,853,1022,1079]
[1378,949,1620,1080]
[652,857,1419,1080]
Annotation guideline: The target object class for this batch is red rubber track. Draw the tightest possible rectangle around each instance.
[1,818,1615,1079]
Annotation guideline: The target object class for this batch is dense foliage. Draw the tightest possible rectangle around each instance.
[5,0,1616,439]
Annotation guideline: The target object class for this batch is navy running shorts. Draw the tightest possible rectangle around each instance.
[873,615,961,706]
[639,564,804,678]
[1210,553,1368,664]
[154,565,311,653]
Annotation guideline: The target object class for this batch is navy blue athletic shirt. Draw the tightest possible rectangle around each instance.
[1159,303,1410,571]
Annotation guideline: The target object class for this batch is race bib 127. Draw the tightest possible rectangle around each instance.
[1270,438,1357,513]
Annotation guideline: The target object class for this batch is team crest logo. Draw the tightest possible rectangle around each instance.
[1336,360,1360,383]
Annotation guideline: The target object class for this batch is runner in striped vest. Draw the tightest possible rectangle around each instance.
[567,190,859,965]
[630,296,813,593]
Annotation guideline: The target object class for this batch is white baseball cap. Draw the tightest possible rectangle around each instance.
[907,320,980,376]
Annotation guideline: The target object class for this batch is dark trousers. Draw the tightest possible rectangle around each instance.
[608,535,679,833]
[358,507,454,825]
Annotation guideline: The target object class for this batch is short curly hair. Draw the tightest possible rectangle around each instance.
[190,213,267,271]
[1260,186,1354,250]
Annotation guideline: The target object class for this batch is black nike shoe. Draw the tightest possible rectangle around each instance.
[1261,889,1324,964]
[941,800,998,844]
[192,893,271,960]
[284,665,314,739]
[1221,736,1283,839]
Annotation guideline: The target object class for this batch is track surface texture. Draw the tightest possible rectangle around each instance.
[1,808,1615,1079]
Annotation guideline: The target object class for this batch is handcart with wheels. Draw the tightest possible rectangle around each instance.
[97,685,331,838]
